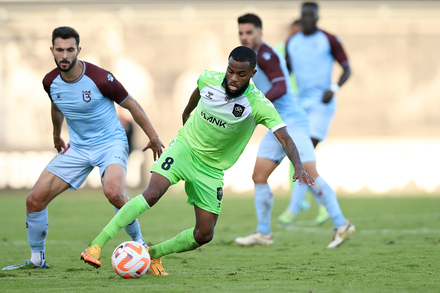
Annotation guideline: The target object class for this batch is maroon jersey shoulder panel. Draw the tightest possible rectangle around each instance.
[83,62,129,104]
[257,43,285,81]
[321,29,349,66]
[42,68,60,100]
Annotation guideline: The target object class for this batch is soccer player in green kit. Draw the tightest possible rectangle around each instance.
[81,46,314,275]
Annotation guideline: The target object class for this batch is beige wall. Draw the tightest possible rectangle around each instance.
[0,1,439,193]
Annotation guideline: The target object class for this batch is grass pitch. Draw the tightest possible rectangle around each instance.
[1,189,439,292]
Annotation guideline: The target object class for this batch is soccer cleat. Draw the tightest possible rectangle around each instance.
[235,231,274,247]
[277,209,295,227]
[147,248,168,275]
[327,221,356,248]
[2,259,49,270]
[315,205,330,225]
[81,245,102,268]
[134,236,149,249]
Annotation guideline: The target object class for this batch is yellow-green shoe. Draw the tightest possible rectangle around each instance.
[277,209,295,227]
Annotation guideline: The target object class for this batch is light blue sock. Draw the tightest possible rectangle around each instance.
[26,207,48,253]
[254,183,274,235]
[114,200,143,243]
[310,176,346,228]
[288,181,309,215]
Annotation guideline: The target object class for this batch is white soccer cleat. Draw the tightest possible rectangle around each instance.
[327,221,356,248]
[235,231,274,247]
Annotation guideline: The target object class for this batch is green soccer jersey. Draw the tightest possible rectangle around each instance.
[177,70,286,171]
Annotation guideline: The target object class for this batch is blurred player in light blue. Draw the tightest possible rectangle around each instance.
[279,2,352,227]
[2,26,164,271]
[276,19,330,225]
[234,14,354,248]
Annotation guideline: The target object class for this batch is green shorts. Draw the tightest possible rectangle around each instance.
[150,138,224,215]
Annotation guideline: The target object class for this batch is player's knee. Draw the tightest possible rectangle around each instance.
[104,187,125,208]
[26,193,45,212]
[252,172,267,184]
[193,228,214,245]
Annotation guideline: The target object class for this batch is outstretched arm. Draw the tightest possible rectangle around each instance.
[51,101,66,153]
[182,87,201,125]
[120,95,164,160]
[273,126,314,186]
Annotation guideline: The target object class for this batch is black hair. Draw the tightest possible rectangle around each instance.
[302,2,319,11]
[52,26,80,47]
[237,13,262,30]
[228,46,257,70]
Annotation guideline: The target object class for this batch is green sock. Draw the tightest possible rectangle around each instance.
[90,194,150,248]
[149,228,200,259]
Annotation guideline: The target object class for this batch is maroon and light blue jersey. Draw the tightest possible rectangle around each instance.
[286,29,349,108]
[43,61,129,146]
[253,42,308,122]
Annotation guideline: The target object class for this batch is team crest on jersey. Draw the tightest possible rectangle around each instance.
[82,90,92,103]
[107,73,114,82]
[217,187,223,201]
[56,94,62,100]
[232,103,245,117]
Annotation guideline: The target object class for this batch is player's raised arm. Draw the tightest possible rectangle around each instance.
[182,87,201,125]
[273,126,314,186]
[120,95,164,160]
[51,101,66,153]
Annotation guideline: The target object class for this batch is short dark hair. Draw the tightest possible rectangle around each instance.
[52,26,80,47]
[229,46,257,70]
[302,2,319,11]
[237,13,262,30]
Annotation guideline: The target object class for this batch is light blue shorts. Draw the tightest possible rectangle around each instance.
[302,99,337,142]
[257,117,316,164]
[45,140,129,190]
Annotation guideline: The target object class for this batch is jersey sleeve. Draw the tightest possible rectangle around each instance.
[322,30,349,67]
[257,45,287,101]
[197,70,224,90]
[42,68,60,100]
[84,62,129,104]
[250,88,286,132]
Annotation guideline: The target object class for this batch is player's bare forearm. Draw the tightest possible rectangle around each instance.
[274,127,302,169]
[274,127,314,186]
[182,87,201,125]
[121,96,164,159]
[51,102,66,152]
[51,101,64,138]
[338,64,351,87]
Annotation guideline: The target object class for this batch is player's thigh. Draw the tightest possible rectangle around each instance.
[101,164,127,202]
[194,204,218,242]
[150,139,194,185]
[185,166,224,215]
[252,157,278,183]
[27,169,71,211]
[45,143,94,190]
[307,102,337,142]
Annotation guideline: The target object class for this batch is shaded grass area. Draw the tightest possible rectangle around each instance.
[1,190,439,292]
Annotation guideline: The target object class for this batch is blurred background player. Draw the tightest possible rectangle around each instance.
[2,26,164,270]
[234,14,354,248]
[80,46,314,275]
[276,18,330,225]
[278,2,351,226]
